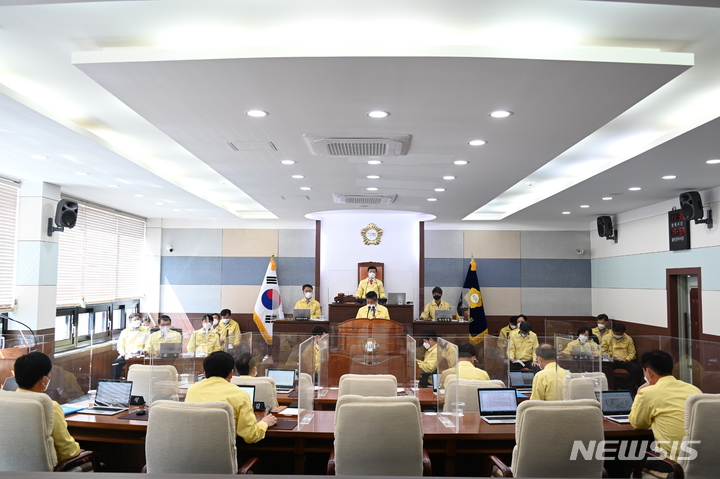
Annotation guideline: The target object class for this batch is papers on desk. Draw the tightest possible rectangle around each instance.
[279,408,299,416]
[61,404,86,416]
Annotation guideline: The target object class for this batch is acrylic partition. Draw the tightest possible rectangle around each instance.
[435,337,460,431]
[297,335,316,428]
[144,331,204,404]
[554,334,603,402]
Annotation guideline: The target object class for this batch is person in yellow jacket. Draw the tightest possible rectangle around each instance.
[592,313,612,344]
[217,308,242,348]
[561,326,600,358]
[507,321,540,371]
[531,345,569,401]
[420,286,452,320]
[187,314,221,355]
[417,330,438,374]
[112,313,150,378]
[602,322,642,392]
[498,315,521,340]
[14,352,82,464]
[356,291,390,319]
[440,343,490,385]
[356,265,385,299]
[293,284,322,319]
[144,315,182,357]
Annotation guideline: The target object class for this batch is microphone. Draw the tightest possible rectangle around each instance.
[370,305,376,318]
[0,313,38,346]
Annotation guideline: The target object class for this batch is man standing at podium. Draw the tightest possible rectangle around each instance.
[356,265,385,299]
[357,291,390,319]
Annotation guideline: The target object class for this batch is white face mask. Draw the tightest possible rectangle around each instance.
[613,334,623,340]
[202,322,211,330]
[212,319,218,326]
[368,272,376,279]
[304,291,313,299]
[597,323,606,330]
[222,318,230,325]
[43,376,50,392]
[160,325,170,334]
[509,324,517,330]
[130,320,141,329]
[423,342,430,350]
[578,335,588,343]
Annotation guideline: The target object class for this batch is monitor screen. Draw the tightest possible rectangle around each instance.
[478,388,518,415]
[95,380,133,407]
[238,384,255,404]
[267,369,296,388]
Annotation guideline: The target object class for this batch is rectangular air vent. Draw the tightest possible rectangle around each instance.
[333,193,397,205]
[304,135,411,157]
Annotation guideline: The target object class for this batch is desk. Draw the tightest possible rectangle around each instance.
[277,387,439,410]
[67,409,652,475]
[328,303,414,325]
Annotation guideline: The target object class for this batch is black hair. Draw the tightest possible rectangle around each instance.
[14,351,53,390]
[302,284,313,291]
[508,315,519,325]
[367,265,377,272]
[203,351,235,379]
[517,314,528,321]
[597,313,609,321]
[422,329,437,340]
[212,313,221,319]
[158,315,172,325]
[129,313,141,321]
[612,322,626,333]
[201,314,213,323]
[577,326,592,336]
[536,345,557,361]
[235,352,255,376]
[311,326,327,336]
[432,286,443,295]
[365,291,378,300]
[458,343,476,358]
[519,321,532,333]
[220,309,231,317]
[640,350,673,376]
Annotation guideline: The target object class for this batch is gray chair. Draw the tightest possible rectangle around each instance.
[338,373,397,397]
[443,377,505,412]
[127,364,178,404]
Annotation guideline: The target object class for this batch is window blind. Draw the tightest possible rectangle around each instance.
[56,200,146,307]
[0,178,19,311]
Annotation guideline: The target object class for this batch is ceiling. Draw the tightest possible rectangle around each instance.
[1,0,720,230]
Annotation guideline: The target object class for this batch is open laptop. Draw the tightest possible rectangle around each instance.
[387,292,406,305]
[596,390,634,423]
[159,342,182,358]
[434,309,454,321]
[267,368,297,394]
[79,380,133,415]
[509,370,535,395]
[292,308,311,320]
[478,388,519,424]
[237,384,255,404]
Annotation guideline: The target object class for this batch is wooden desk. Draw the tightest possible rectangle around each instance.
[328,303,413,325]
[277,387,439,410]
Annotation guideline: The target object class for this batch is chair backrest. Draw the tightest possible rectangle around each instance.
[563,377,598,400]
[0,390,57,471]
[443,378,506,412]
[230,376,278,408]
[127,364,178,404]
[680,393,720,475]
[564,372,608,392]
[334,395,423,475]
[145,400,237,474]
[513,399,604,477]
[338,373,397,397]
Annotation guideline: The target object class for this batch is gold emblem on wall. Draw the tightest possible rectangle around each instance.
[360,223,383,245]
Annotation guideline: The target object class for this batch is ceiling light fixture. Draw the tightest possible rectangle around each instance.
[107,184,119,188]
[32,155,48,160]
[366,175,380,179]
[367,111,389,118]
[602,197,613,201]
[707,159,720,164]
[628,187,642,191]
[173,208,181,212]
[366,187,378,191]
[434,188,445,192]
[291,175,304,179]
[468,139,487,146]
[562,211,571,215]
[281,160,296,165]
[75,172,88,176]
[490,110,512,118]
[156,202,165,206]
[454,160,469,165]
[443,176,455,180]
[134,194,144,198]
[246,110,268,117]
[367,160,382,165]
[662,175,677,180]
[300,187,312,191]
[580,205,590,208]
[427,198,437,202]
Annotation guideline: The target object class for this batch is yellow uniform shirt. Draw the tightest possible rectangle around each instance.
[507,331,539,362]
[420,300,452,320]
[601,333,636,360]
[440,360,491,385]
[293,298,322,319]
[356,304,390,319]
[144,329,182,356]
[18,389,81,464]
[498,325,517,340]
[591,326,611,343]
[116,328,149,357]
[356,278,385,299]
[185,376,268,444]
[629,375,701,461]
[530,362,569,401]
[562,339,600,357]
[187,329,221,354]
[417,343,438,373]
[217,318,242,347]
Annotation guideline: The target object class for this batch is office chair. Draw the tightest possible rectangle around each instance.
[144,400,258,474]
[231,375,278,408]
[337,373,397,397]
[126,364,178,404]
[443,377,505,413]
[563,375,608,400]
[487,399,605,478]
[2,375,18,391]
[329,394,431,475]
[0,391,101,472]
[564,372,608,393]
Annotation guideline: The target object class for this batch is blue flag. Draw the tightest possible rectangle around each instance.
[456,258,488,344]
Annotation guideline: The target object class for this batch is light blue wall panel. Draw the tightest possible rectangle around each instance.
[275,257,316,286]
[521,231,591,259]
[522,288,592,316]
[160,285,222,313]
[424,258,465,286]
[521,259,591,288]
[161,229,222,256]
[279,229,316,258]
[425,230,463,259]
[221,257,315,286]
[476,259,521,287]
[161,256,222,285]
[16,241,58,286]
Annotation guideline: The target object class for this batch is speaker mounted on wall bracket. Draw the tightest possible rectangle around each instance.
[597,215,618,244]
[679,191,713,229]
[47,199,79,237]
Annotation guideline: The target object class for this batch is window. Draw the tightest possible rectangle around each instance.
[0,178,19,311]
[55,299,139,351]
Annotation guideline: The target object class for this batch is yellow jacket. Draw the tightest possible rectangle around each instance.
[293,298,322,319]
[18,389,81,463]
[116,328,149,357]
[498,325,517,340]
[417,343,438,373]
[217,318,242,347]
[601,333,636,360]
[187,329,221,354]
[562,339,600,357]
[530,362,569,401]
[507,331,539,362]
[356,304,390,319]
[356,278,385,299]
[144,329,182,356]
[420,300,452,320]
[440,360,490,385]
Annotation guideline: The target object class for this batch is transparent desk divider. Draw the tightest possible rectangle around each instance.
[555,334,603,402]
[481,335,509,388]
[297,336,316,428]
[143,329,186,405]
[436,337,460,431]
[317,333,330,391]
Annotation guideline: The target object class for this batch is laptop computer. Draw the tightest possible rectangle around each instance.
[292,308,311,320]
[237,384,255,404]
[387,292,406,305]
[509,370,535,394]
[267,368,297,394]
[434,309,454,321]
[79,380,133,415]
[478,388,519,424]
[596,390,634,423]
[159,342,182,358]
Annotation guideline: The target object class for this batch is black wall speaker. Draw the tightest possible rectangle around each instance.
[55,199,79,228]
[597,216,614,238]
[679,191,703,221]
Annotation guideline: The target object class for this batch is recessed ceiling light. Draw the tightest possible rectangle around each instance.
[454,160,469,165]
[281,160,296,165]
[580,205,590,208]
[134,194,144,197]
[707,159,720,164]
[246,110,268,117]
[489,110,512,118]
[156,202,165,206]
[291,175,304,179]
[427,198,438,202]
[173,208,181,212]
[32,155,48,160]
[443,176,455,180]
[300,187,312,191]
[367,160,382,165]
[107,184,119,188]
[602,197,613,201]
[468,139,487,146]
[434,188,445,192]
[367,111,389,118]
[366,187,379,191]
[628,187,642,191]
[366,175,380,179]
[75,171,88,176]
[562,211,571,215]
[662,175,677,180]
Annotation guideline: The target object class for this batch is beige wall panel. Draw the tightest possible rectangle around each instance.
[221,285,262,315]
[222,229,279,257]
[480,287,522,316]
[463,231,520,259]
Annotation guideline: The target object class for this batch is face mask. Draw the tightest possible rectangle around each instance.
[212,319,218,326]
[520,332,528,337]
[304,291,313,299]
[160,326,170,334]
[509,324,517,330]
[202,322,211,330]
[597,323,606,330]
[433,295,441,301]
[644,376,650,384]
[43,376,50,392]
[613,334,623,340]
[368,272,376,279]
[222,318,230,325]
[423,342,430,350]
[578,335,588,343]
[130,320,141,329]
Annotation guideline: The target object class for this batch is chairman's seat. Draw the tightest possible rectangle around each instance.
[338,373,397,397]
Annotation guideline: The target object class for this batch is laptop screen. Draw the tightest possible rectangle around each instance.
[95,380,133,407]
[238,384,255,403]
[267,369,296,388]
[509,371,535,387]
[596,390,634,415]
[293,309,311,320]
[159,342,182,354]
[478,388,518,416]
[434,309,454,320]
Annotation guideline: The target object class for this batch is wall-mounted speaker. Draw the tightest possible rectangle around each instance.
[597,216,613,238]
[55,199,79,228]
[679,191,703,221]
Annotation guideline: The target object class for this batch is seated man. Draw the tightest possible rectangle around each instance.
[498,315,520,340]
[440,342,490,385]
[561,326,600,358]
[602,322,641,391]
[630,350,701,465]
[507,321,539,371]
[420,286,452,320]
[112,312,149,378]
[217,309,242,348]
[531,345,569,401]
[186,351,276,445]
[293,284,322,319]
[144,315,182,357]
[356,265,385,299]
[187,314,221,355]
[417,330,438,375]
[14,352,82,464]
[356,291,390,319]
[592,313,612,344]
